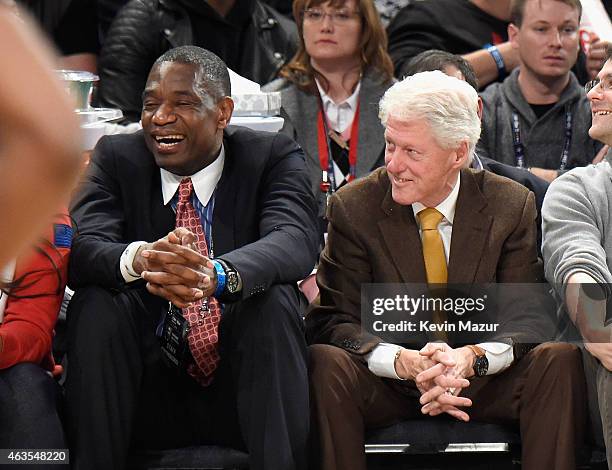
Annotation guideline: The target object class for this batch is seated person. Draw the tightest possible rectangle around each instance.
[306,71,586,470]
[403,49,549,250]
[387,0,608,89]
[263,0,394,241]
[478,0,602,183]
[97,0,298,122]
[65,46,318,470]
[542,47,612,468]
[0,213,71,464]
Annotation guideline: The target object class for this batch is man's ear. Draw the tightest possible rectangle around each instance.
[217,97,234,129]
[508,23,520,49]
[477,97,484,120]
[454,141,470,169]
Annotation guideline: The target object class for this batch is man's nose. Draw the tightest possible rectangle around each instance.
[152,103,176,124]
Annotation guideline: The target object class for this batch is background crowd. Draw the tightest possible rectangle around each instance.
[2,0,612,469]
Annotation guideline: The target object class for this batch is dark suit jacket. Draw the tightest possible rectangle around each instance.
[68,126,319,300]
[306,167,550,358]
[478,155,549,254]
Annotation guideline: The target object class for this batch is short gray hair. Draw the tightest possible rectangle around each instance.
[379,71,481,165]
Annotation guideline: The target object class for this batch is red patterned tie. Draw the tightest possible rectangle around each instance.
[175,178,221,386]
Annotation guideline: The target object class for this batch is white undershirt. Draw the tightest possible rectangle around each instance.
[366,173,514,379]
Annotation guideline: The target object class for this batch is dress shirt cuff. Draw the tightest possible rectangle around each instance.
[477,342,513,375]
[366,343,403,380]
[120,241,148,283]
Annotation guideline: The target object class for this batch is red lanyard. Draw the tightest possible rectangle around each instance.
[317,102,360,192]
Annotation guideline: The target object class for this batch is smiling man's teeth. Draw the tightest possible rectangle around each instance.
[394,176,409,183]
[596,111,612,116]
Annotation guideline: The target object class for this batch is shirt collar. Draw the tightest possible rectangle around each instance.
[315,78,361,111]
[412,173,461,225]
[160,144,225,206]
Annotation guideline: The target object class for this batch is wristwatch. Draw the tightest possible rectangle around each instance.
[217,259,242,299]
[466,345,488,377]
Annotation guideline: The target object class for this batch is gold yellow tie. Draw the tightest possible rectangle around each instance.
[417,208,448,341]
[417,208,447,284]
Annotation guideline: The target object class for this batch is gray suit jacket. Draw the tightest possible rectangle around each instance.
[264,72,391,217]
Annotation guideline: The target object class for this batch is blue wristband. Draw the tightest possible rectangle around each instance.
[211,259,226,298]
[484,43,507,81]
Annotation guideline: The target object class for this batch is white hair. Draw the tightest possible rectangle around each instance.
[379,71,481,166]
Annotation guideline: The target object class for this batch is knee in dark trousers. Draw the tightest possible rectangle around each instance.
[0,363,65,451]
[223,284,309,470]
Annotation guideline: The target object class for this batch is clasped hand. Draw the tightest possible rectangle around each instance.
[133,227,217,307]
[414,343,474,422]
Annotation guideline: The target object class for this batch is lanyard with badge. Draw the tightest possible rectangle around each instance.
[317,101,361,209]
[511,105,572,170]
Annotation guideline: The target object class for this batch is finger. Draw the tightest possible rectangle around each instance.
[436,393,472,408]
[419,342,449,357]
[146,282,203,304]
[172,227,196,244]
[146,283,192,308]
[429,349,457,367]
[416,362,447,384]
[433,375,470,390]
[141,269,212,290]
[442,407,471,422]
[142,247,208,268]
[420,384,447,405]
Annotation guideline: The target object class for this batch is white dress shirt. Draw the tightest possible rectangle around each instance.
[119,146,225,282]
[315,78,361,186]
[366,173,514,379]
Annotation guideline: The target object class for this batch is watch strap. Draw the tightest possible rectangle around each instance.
[210,259,226,298]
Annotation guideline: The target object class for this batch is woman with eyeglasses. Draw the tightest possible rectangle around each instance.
[264,0,393,245]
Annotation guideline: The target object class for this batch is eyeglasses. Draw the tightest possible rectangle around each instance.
[302,8,360,24]
[585,77,612,94]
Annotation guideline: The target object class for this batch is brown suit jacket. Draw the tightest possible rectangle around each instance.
[306,167,549,358]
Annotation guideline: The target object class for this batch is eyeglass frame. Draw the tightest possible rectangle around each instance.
[585,76,612,94]
[302,7,361,24]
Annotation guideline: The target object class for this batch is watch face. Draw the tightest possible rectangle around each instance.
[474,355,489,377]
[226,272,240,293]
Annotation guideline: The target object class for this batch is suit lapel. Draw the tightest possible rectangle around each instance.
[377,184,427,283]
[212,134,237,257]
[447,170,492,284]
[148,160,175,239]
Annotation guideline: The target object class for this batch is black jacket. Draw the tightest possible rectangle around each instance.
[68,126,319,297]
[97,0,298,122]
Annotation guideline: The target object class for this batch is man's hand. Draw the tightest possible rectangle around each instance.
[135,228,217,307]
[414,343,475,421]
[528,167,558,183]
[586,33,610,80]
[585,343,612,371]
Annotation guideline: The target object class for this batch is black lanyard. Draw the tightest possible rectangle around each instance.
[511,106,572,171]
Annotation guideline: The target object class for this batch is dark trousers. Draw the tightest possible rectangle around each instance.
[309,343,587,470]
[0,363,67,469]
[581,347,612,467]
[65,284,309,470]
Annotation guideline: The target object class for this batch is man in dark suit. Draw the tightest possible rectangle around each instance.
[65,46,318,470]
[306,71,586,470]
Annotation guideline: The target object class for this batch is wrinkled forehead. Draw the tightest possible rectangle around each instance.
[145,62,214,105]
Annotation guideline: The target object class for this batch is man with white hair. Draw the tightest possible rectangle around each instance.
[306,71,586,470]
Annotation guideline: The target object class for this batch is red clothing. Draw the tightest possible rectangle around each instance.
[0,213,71,371]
